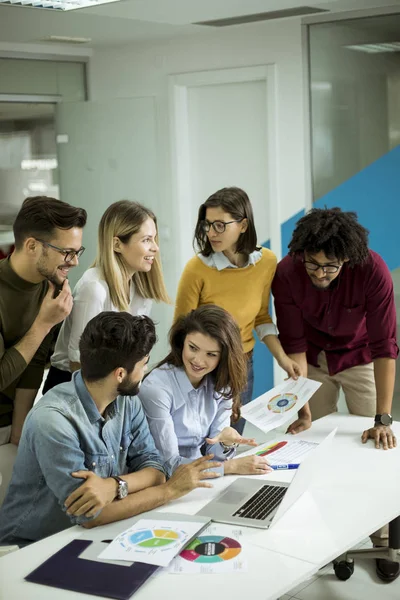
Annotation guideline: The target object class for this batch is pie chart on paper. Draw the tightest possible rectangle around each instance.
[119,527,182,553]
[267,392,298,413]
[180,535,242,563]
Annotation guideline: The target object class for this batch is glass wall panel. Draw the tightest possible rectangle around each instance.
[309,14,400,417]
[0,103,58,256]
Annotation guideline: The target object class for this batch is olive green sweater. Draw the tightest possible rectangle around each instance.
[0,258,52,427]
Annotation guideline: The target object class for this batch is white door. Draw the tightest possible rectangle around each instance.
[170,67,278,395]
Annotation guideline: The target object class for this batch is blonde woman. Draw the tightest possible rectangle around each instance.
[43,200,169,392]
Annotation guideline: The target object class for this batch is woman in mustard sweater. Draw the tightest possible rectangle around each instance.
[174,187,302,433]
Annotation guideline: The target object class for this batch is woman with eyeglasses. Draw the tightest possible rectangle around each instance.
[139,305,272,477]
[42,200,170,392]
[174,187,301,433]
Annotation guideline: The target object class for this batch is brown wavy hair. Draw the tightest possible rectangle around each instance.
[154,305,248,421]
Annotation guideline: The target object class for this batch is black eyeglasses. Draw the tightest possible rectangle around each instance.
[35,238,85,263]
[201,219,243,234]
[303,260,341,274]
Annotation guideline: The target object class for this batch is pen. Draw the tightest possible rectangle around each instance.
[270,463,300,470]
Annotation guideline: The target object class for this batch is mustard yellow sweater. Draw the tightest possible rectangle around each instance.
[174,248,277,353]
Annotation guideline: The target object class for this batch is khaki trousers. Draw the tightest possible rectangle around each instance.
[307,352,388,547]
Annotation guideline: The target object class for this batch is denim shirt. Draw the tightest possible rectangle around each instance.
[0,371,165,546]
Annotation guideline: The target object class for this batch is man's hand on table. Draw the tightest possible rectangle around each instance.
[361,425,397,450]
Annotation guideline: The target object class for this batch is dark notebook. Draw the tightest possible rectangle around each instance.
[25,539,159,600]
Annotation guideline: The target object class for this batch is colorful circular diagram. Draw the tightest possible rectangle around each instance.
[268,392,298,413]
[180,535,242,563]
[119,527,182,553]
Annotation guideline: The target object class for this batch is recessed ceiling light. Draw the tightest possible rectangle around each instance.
[0,0,120,11]
[345,42,400,54]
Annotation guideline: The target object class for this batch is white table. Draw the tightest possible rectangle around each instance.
[234,413,400,567]
[1,414,399,600]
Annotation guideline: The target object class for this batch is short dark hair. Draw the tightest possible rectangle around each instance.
[13,196,87,250]
[79,312,157,382]
[289,207,369,267]
[193,187,258,258]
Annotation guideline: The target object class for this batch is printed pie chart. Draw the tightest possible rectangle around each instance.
[121,528,180,550]
[180,535,242,563]
[267,393,298,413]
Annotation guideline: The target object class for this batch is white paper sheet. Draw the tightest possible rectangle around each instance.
[168,523,247,574]
[98,519,207,567]
[241,376,321,433]
[240,438,318,465]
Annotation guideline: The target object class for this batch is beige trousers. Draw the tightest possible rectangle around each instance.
[307,352,376,420]
[307,352,388,547]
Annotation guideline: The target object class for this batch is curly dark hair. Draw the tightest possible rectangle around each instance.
[288,207,369,267]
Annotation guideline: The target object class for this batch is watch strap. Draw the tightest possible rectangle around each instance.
[374,413,393,426]
[112,476,126,499]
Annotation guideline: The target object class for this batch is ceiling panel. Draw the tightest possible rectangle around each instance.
[0,0,399,47]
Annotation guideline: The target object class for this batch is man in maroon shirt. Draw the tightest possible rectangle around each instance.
[272,207,399,581]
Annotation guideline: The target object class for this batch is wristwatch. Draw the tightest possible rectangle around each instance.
[112,476,128,500]
[374,413,393,427]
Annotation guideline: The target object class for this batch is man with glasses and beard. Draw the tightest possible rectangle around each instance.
[0,312,221,547]
[272,207,399,582]
[0,196,87,446]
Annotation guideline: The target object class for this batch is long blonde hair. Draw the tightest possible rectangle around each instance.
[94,200,170,311]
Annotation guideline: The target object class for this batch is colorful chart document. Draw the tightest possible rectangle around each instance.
[240,438,319,465]
[241,376,321,433]
[99,519,207,567]
[168,524,247,574]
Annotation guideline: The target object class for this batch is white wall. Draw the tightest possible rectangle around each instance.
[89,18,307,227]
[87,19,308,360]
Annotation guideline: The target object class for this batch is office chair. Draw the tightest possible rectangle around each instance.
[333,515,400,580]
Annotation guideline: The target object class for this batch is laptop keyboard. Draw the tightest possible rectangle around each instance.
[232,485,287,520]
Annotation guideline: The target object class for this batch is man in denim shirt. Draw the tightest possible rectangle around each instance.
[0,312,221,546]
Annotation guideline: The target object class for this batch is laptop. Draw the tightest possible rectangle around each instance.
[196,429,336,529]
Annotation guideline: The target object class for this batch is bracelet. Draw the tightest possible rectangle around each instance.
[220,441,239,453]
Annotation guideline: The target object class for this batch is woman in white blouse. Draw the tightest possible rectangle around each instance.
[43,200,170,392]
[139,305,272,477]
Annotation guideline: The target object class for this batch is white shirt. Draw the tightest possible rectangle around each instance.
[198,249,278,339]
[51,267,152,372]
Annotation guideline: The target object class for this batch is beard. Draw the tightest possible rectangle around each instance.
[309,275,333,290]
[36,251,64,286]
[37,262,59,286]
[117,378,141,397]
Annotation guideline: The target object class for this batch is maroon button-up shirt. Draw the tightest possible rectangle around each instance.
[272,250,398,376]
